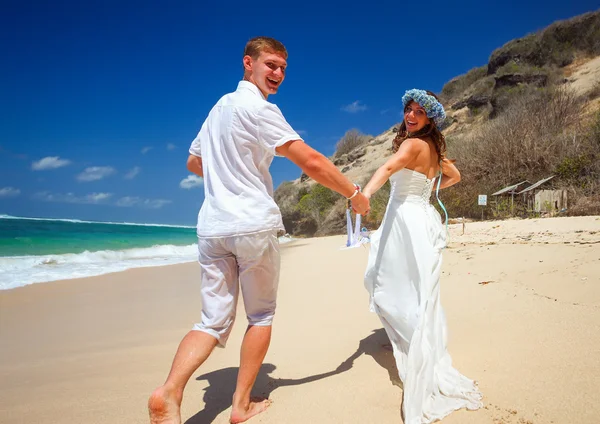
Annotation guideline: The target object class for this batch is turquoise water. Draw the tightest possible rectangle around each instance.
[0,216,197,257]
[0,216,199,290]
[0,215,295,290]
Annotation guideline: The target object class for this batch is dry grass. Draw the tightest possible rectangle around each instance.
[444,86,599,218]
[334,129,372,157]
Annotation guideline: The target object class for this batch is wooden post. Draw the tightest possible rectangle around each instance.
[511,192,514,215]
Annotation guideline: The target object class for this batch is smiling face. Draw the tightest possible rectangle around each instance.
[243,50,287,98]
[403,101,430,133]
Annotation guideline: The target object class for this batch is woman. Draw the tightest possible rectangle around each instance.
[362,89,482,423]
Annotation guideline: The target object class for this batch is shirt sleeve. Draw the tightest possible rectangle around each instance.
[256,103,303,156]
[189,121,207,157]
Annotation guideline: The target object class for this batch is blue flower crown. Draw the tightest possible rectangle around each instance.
[401,89,446,127]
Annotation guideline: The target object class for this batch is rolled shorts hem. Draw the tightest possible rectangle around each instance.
[248,316,275,327]
[191,325,227,348]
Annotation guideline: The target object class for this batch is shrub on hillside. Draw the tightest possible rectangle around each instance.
[588,81,600,101]
[495,61,548,77]
[297,184,338,226]
[364,181,391,226]
[567,195,600,216]
[590,110,600,146]
[441,66,487,100]
[334,129,371,157]
[488,11,600,74]
[445,85,598,218]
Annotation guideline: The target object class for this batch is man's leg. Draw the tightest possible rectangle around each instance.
[230,325,272,423]
[228,231,281,423]
[150,237,239,424]
[149,331,218,424]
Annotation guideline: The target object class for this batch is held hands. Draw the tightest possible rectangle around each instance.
[351,192,370,216]
[335,358,354,373]
[346,183,369,215]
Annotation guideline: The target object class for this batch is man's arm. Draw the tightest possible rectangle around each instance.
[187,154,203,177]
[276,140,369,215]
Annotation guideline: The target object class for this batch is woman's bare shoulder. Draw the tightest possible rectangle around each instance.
[402,137,429,149]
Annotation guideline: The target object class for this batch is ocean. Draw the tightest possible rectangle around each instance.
[0,215,202,290]
[0,215,295,290]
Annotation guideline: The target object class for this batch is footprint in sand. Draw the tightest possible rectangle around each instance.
[486,403,534,424]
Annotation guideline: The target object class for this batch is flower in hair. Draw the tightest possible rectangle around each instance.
[401,89,446,127]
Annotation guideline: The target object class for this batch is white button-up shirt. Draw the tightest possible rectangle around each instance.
[189,81,302,237]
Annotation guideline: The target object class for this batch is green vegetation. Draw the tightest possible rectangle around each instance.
[488,11,600,73]
[363,181,391,226]
[297,184,338,226]
[495,61,548,77]
[441,66,487,100]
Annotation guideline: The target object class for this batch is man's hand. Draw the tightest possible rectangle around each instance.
[187,154,203,177]
[351,192,370,215]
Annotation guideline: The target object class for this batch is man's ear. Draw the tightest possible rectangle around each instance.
[243,55,253,72]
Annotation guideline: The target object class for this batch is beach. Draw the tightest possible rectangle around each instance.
[1,215,599,424]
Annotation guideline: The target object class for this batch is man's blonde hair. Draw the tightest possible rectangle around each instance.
[244,36,288,60]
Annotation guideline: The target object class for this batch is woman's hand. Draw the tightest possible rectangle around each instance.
[438,158,461,189]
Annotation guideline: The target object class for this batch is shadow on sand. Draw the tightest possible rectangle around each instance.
[184,328,400,423]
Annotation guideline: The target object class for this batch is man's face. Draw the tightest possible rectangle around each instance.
[243,51,287,98]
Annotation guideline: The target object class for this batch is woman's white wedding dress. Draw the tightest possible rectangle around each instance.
[364,168,482,424]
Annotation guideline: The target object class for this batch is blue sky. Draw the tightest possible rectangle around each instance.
[1,0,598,225]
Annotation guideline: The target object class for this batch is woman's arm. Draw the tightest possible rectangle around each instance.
[437,158,461,189]
[362,138,421,198]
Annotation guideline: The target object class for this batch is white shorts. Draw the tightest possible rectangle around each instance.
[192,230,280,347]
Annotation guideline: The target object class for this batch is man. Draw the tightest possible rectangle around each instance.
[148,36,369,424]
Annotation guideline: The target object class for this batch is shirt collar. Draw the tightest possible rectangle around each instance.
[237,80,267,100]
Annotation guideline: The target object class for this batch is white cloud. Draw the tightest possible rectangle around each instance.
[167,143,176,150]
[33,191,112,204]
[124,166,141,180]
[114,196,138,207]
[141,146,153,154]
[341,100,368,113]
[0,187,20,197]
[31,156,71,171]
[32,191,169,209]
[116,196,172,209]
[143,199,171,209]
[85,193,112,203]
[179,175,204,189]
[77,166,116,182]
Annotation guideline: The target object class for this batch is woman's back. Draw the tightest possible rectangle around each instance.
[402,137,440,180]
[389,168,436,203]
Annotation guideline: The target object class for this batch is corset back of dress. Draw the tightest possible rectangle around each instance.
[389,168,434,203]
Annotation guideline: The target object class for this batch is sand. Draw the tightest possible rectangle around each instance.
[1,215,599,424]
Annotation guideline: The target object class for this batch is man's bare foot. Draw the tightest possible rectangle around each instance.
[230,397,271,424]
[148,386,182,424]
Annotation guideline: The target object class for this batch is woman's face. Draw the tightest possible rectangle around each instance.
[404,101,430,132]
